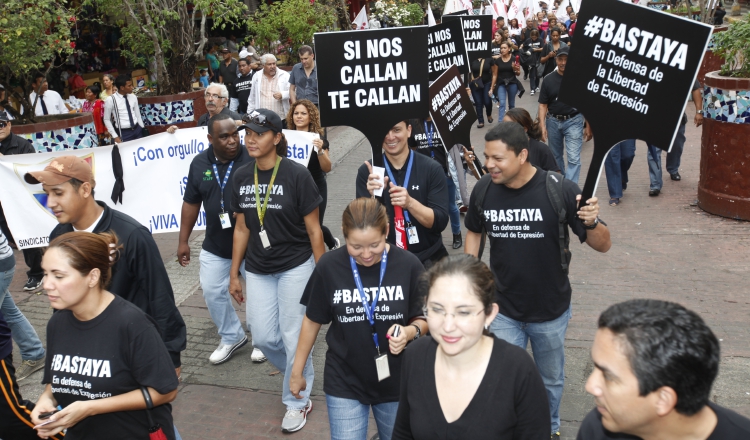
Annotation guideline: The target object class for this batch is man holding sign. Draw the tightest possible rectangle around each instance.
[356,121,450,268]
[464,122,610,438]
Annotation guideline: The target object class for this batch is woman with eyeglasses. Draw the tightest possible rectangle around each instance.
[290,197,427,440]
[229,108,325,434]
[286,100,340,250]
[392,255,549,440]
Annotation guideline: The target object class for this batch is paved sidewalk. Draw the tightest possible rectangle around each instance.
[11,92,750,439]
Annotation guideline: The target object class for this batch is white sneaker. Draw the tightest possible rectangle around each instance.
[209,335,248,365]
[332,237,341,250]
[281,400,312,433]
[530,90,535,96]
[535,87,540,92]
[251,347,267,363]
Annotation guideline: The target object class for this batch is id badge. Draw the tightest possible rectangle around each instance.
[375,353,391,382]
[218,212,231,229]
[259,229,271,249]
[406,226,419,244]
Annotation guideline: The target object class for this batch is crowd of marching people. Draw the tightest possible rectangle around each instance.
[1,1,748,439]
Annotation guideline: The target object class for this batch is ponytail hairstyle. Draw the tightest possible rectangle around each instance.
[504,107,543,141]
[47,231,123,289]
[276,132,288,157]
[342,197,389,239]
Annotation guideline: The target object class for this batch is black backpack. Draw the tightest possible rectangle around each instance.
[473,170,572,275]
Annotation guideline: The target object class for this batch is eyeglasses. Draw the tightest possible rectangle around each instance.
[423,306,485,323]
[0,122,8,129]
[205,93,225,100]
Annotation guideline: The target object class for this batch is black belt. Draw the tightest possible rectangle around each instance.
[548,112,579,121]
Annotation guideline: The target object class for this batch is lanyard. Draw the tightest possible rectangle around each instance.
[383,151,414,224]
[349,250,388,355]
[254,156,281,228]
[423,121,435,158]
[212,161,234,213]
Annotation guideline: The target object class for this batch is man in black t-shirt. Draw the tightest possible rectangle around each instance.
[538,45,592,185]
[177,113,264,365]
[234,59,254,115]
[218,48,240,112]
[577,299,750,440]
[464,122,611,437]
[356,121,449,267]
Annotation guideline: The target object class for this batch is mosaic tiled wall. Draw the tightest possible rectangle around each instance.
[139,99,195,126]
[19,122,99,153]
[703,87,750,124]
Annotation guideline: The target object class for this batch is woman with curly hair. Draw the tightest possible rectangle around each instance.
[286,99,340,250]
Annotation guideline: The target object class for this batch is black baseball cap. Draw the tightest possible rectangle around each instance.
[240,109,283,134]
[557,46,570,57]
[0,113,9,123]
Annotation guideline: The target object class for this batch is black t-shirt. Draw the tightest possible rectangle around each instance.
[523,38,543,64]
[43,296,178,440]
[355,152,449,265]
[539,70,578,116]
[470,58,493,84]
[528,138,560,172]
[235,72,254,114]
[183,145,254,259]
[300,246,425,405]
[230,157,322,274]
[392,336,550,440]
[197,107,243,127]
[576,402,750,440]
[491,41,502,57]
[409,119,448,173]
[219,59,239,98]
[541,41,568,78]
[464,167,587,322]
[495,56,516,81]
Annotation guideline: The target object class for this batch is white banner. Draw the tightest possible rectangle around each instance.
[0,127,318,249]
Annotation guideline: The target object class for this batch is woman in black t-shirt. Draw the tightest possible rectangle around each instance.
[290,198,427,440]
[540,28,568,79]
[490,41,521,122]
[522,29,544,94]
[286,99,340,250]
[31,232,179,440]
[470,56,495,128]
[392,255,549,440]
[503,107,560,172]
[229,108,324,433]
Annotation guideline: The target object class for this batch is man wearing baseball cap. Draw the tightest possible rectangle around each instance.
[219,48,240,112]
[25,157,187,374]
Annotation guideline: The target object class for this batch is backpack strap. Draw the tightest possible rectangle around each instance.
[545,170,571,275]
[473,174,493,259]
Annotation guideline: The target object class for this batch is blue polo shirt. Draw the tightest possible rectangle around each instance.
[288,63,319,105]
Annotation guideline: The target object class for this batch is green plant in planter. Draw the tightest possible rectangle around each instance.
[0,0,77,124]
[712,13,750,78]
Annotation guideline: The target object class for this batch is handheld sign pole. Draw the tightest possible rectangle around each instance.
[557,0,711,206]
[428,64,478,153]
[315,27,429,175]
[428,19,470,81]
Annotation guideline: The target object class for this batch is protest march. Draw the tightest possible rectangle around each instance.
[2,0,749,439]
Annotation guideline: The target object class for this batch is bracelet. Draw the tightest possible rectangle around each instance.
[411,324,421,340]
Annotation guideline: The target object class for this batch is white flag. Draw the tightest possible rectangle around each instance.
[492,0,506,20]
[443,0,460,15]
[353,7,369,30]
[427,2,437,25]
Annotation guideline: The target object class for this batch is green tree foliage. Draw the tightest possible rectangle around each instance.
[87,0,247,95]
[713,13,750,78]
[0,0,76,123]
[247,0,337,64]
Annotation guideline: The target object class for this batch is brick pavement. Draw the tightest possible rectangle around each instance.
[10,90,750,440]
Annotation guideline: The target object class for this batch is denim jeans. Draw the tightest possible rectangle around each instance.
[490,304,572,434]
[0,267,45,361]
[244,256,315,410]
[646,120,686,191]
[496,82,518,121]
[326,394,399,440]
[545,114,584,185]
[470,81,493,124]
[604,140,636,199]
[446,177,461,235]
[200,249,245,346]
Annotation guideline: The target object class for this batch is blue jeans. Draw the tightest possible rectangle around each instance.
[490,304,571,434]
[646,120,686,191]
[200,249,245,346]
[496,82,518,121]
[470,81,493,124]
[326,395,398,440]
[244,256,315,410]
[446,177,461,235]
[604,140,636,199]
[546,114,584,185]
[0,267,45,361]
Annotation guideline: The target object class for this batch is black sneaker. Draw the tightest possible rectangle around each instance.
[452,234,463,249]
[23,277,42,292]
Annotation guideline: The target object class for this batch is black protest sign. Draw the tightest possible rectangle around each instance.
[428,20,470,81]
[557,0,711,204]
[429,64,477,151]
[315,27,429,167]
[442,15,493,60]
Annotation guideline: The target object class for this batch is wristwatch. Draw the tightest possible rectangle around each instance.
[697,109,704,115]
[582,217,601,230]
[410,324,421,340]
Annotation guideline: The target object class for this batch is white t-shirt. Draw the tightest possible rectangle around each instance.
[73,209,105,233]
